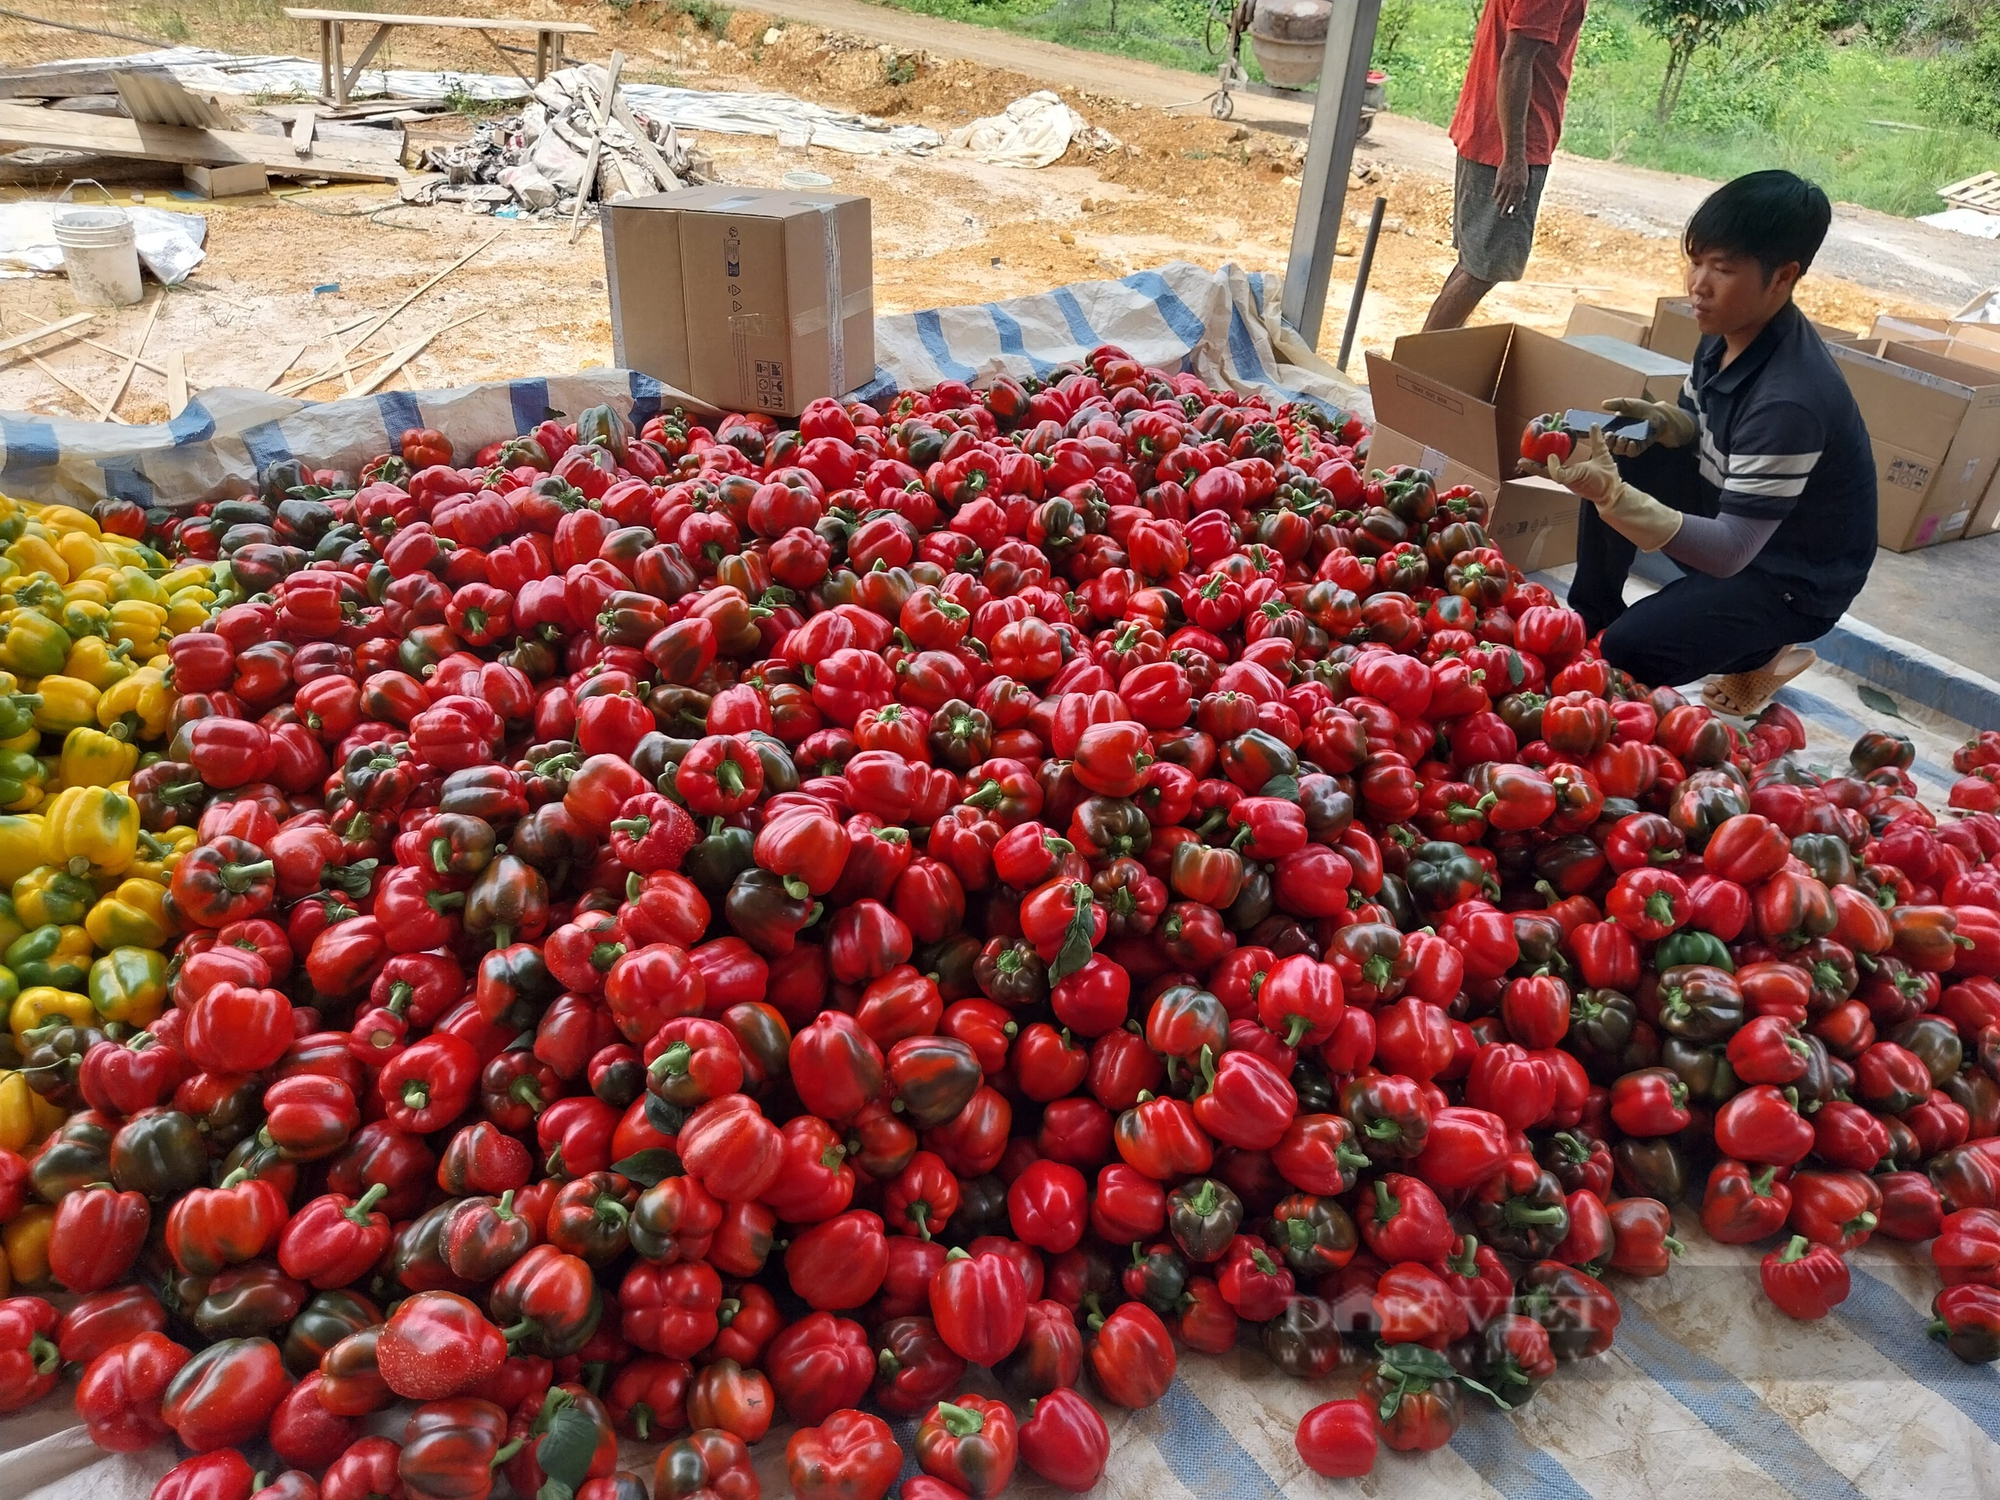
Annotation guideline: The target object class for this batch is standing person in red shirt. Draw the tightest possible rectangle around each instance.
[1423,0,1590,330]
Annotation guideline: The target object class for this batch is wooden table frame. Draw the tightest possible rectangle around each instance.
[283,9,596,104]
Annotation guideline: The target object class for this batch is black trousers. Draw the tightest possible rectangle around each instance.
[1567,449,1839,687]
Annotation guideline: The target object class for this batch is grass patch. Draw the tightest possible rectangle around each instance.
[867,0,2000,216]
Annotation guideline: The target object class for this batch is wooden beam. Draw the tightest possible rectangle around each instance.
[283,9,594,33]
[609,90,679,191]
[477,29,534,89]
[164,349,188,416]
[77,334,166,378]
[0,103,405,181]
[568,50,624,245]
[0,311,96,361]
[352,309,486,395]
[340,22,396,105]
[291,108,316,157]
[96,290,166,422]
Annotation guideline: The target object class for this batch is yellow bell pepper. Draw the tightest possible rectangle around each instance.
[38,506,98,538]
[128,826,192,885]
[114,567,167,607]
[108,600,167,656]
[11,985,94,1035]
[0,819,43,889]
[0,1068,54,1152]
[4,536,66,585]
[12,866,92,928]
[158,564,211,594]
[40,785,138,878]
[59,725,138,789]
[63,635,135,691]
[57,532,114,580]
[86,878,174,951]
[31,676,99,736]
[88,945,168,1028]
[4,1204,53,1289]
[60,598,110,640]
[0,897,24,958]
[97,667,171,742]
[0,610,68,679]
[164,593,213,637]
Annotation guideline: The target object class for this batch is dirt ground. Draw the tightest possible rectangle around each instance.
[0,0,1948,426]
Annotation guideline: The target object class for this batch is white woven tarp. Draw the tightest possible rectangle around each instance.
[0,202,208,283]
[945,90,1118,169]
[0,261,1362,507]
[29,49,941,157]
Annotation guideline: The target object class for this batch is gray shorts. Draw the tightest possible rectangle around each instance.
[1452,155,1549,284]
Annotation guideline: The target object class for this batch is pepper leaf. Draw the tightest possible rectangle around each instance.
[1049,885,1098,984]
[1856,684,1907,722]
[534,1405,598,1495]
[1379,1342,1456,1381]
[610,1148,684,1187]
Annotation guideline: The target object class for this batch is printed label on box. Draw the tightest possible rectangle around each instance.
[1886,457,1934,491]
[1916,516,1941,546]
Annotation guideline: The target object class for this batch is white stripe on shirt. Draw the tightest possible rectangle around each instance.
[1723,474,1811,499]
[1728,451,1821,477]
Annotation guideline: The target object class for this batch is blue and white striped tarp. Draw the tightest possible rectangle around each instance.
[0,262,1365,508]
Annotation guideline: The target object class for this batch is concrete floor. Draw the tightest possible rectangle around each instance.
[1847,532,2000,681]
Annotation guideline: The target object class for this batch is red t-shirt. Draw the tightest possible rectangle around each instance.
[1448,0,1588,168]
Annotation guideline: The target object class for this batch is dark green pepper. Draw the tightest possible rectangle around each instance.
[1166,1177,1242,1264]
[1654,929,1735,973]
[473,943,562,1033]
[193,1264,310,1341]
[1261,1292,1345,1378]
[1661,1037,1740,1107]
[1655,965,1745,1044]
[1612,1136,1688,1203]
[683,820,756,902]
[1403,841,1488,911]
[1268,1193,1358,1276]
[30,1114,112,1204]
[1072,797,1151,862]
[1791,833,1858,889]
[109,1108,207,1201]
[281,1288,382,1376]
[1124,1241,1190,1316]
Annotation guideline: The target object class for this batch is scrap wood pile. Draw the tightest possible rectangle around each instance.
[3,349,2000,1500]
[406,65,710,218]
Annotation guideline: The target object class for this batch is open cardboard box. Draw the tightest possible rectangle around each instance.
[1564,302,1654,346]
[1829,339,2000,551]
[1647,297,1858,362]
[1363,323,1687,573]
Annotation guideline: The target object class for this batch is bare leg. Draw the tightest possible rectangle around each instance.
[1423,263,1497,331]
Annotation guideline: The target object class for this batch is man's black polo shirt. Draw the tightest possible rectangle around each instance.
[1672,300,1877,617]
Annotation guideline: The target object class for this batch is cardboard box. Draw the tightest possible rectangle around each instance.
[1562,335,1690,401]
[1646,298,1702,362]
[1564,302,1652,346]
[1650,296,1856,361]
[1367,427,1580,573]
[602,185,873,417]
[1968,464,2000,540]
[182,163,267,198]
[1829,340,2000,551]
[1364,323,1681,572]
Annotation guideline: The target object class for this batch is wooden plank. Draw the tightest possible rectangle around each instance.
[477,29,535,89]
[28,352,121,421]
[242,111,404,161]
[95,290,166,422]
[352,309,486,396]
[275,231,500,395]
[164,349,188,416]
[608,89,679,191]
[341,23,396,105]
[0,103,405,181]
[77,334,166,378]
[0,311,96,360]
[568,50,623,245]
[261,342,308,392]
[283,8,594,31]
[292,108,315,157]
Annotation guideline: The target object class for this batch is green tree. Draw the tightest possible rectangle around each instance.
[1635,0,1776,120]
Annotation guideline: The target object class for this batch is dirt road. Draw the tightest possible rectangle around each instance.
[756,0,1996,310]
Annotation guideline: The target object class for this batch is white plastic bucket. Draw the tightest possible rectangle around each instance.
[52,205,143,308]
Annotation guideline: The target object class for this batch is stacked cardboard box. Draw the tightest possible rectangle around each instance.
[1561,292,2000,553]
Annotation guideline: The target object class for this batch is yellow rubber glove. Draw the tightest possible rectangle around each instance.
[1544,427,1685,553]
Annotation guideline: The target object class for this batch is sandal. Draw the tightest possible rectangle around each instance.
[1702,646,1816,717]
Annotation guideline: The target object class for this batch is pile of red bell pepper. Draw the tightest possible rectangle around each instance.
[10,348,2000,1500]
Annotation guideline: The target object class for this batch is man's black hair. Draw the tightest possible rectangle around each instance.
[1682,170,1833,282]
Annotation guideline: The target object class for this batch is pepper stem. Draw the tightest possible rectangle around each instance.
[933,1401,984,1437]
[344,1182,390,1224]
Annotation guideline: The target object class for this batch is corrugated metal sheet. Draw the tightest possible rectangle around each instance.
[110,68,229,130]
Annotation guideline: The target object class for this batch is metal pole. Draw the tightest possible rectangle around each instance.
[1336,194,1387,373]
[1280,0,1382,350]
